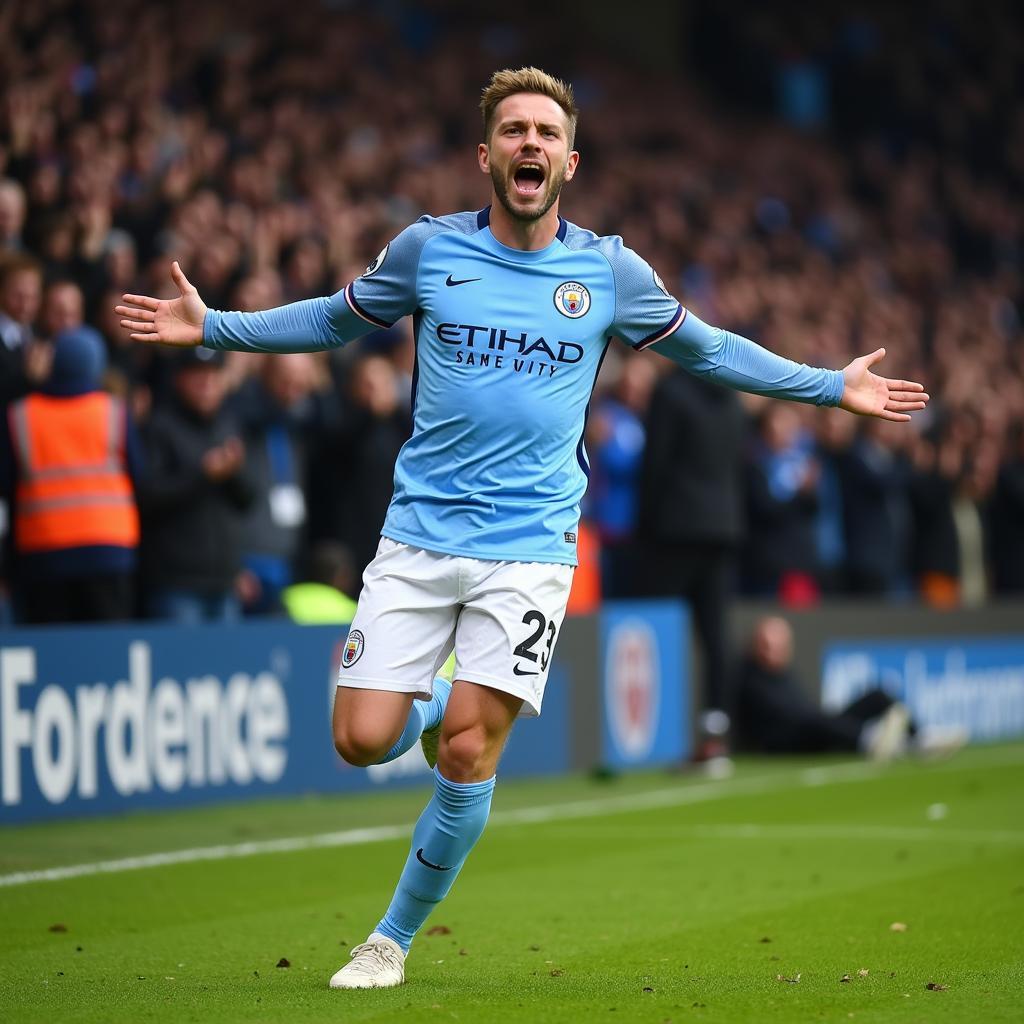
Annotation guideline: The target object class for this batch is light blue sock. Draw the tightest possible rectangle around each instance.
[375,766,495,952]
[376,676,451,765]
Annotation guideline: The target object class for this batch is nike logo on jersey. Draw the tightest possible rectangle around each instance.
[445,274,481,287]
[513,665,539,677]
[416,848,454,871]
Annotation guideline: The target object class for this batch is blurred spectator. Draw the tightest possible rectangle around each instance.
[636,366,747,743]
[840,421,912,596]
[234,352,329,615]
[586,352,656,597]
[41,279,85,339]
[0,327,140,623]
[0,179,27,252]
[812,409,854,593]
[308,353,412,578]
[990,422,1024,594]
[743,404,820,603]
[906,433,960,607]
[138,347,256,622]
[282,541,359,625]
[735,616,910,760]
[951,451,998,606]
[0,255,50,404]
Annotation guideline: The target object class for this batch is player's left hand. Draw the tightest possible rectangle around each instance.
[839,348,928,422]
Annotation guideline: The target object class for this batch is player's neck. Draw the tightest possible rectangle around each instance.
[488,199,561,251]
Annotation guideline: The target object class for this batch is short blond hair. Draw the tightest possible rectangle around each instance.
[480,67,578,148]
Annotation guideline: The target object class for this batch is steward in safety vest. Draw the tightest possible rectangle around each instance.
[1,326,141,624]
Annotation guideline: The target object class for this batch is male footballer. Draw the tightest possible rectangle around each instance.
[117,67,928,989]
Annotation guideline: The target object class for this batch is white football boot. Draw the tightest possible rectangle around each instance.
[329,933,406,989]
[866,703,910,762]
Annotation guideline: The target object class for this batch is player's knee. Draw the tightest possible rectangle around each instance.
[437,726,491,782]
[333,722,388,767]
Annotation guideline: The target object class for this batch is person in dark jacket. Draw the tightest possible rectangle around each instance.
[233,352,328,615]
[840,420,912,595]
[635,367,747,748]
[1,326,142,623]
[990,420,1024,594]
[307,353,412,579]
[735,615,910,760]
[139,347,257,622]
[742,403,821,601]
[907,431,960,606]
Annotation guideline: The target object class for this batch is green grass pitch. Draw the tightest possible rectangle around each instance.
[1,744,1021,1023]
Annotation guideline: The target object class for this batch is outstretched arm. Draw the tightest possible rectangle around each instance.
[651,311,927,420]
[116,262,371,354]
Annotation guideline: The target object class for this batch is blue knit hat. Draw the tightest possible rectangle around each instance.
[46,326,108,395]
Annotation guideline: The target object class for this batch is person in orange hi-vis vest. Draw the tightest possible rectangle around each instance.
[1,326,141,624]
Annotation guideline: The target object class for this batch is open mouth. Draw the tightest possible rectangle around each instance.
[512,162,546,196]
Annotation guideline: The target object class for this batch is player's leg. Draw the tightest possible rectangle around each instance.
[330,555,572,990]
[329,682,516,991]
[331,682,518,990]
[331,687,416,766]
[372,684,519,930]
[332,539,458,768]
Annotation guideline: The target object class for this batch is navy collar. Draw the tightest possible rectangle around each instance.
[476,205,568,242]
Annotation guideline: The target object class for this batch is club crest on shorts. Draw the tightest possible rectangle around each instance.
[554,281,591,319]
[342,629,365,668]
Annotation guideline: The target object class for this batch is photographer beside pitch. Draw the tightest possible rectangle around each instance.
[117,67,928,990]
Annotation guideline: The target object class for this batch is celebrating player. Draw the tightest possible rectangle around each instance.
[116,67,928,989]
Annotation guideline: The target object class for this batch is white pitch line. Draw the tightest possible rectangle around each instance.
[538,822,1024,845]
[688,823,1024,843]
[2,748,1021,890]
[0,763,874,890]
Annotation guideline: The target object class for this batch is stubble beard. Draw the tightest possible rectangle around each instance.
[490,163,566,224]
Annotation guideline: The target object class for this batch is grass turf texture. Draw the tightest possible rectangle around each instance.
[1,745,1021,1023]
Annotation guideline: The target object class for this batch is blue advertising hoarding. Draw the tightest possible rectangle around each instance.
[822,637,1024,742]
[0,622,572,824]
[599,601,689,769]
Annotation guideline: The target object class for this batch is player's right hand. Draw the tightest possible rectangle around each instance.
[115,262,207,347]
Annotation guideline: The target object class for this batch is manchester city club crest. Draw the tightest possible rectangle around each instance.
[341,629,365,668]
[554,281,591,319]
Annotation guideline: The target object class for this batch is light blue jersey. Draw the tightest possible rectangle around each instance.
[204,207,844,565]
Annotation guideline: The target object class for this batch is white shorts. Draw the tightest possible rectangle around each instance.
[337,537,574,717]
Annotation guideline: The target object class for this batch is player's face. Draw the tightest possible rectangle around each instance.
[479,94,579,223]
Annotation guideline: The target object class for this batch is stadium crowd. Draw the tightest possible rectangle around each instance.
[1,0,1022,628]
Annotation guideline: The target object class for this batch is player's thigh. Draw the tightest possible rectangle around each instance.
[337,538,460,702]
[332,686,415,756]
[455,558,574,718]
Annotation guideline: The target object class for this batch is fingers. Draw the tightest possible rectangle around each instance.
[114,305,156,322]
[120,319,156,333]
[170,260,194,294]
[127,334,195,347]
[887,400,927,413]
[120,294,160,312]
[863,347,886,368]
[883,379,926,393]
[877,410,912,423]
